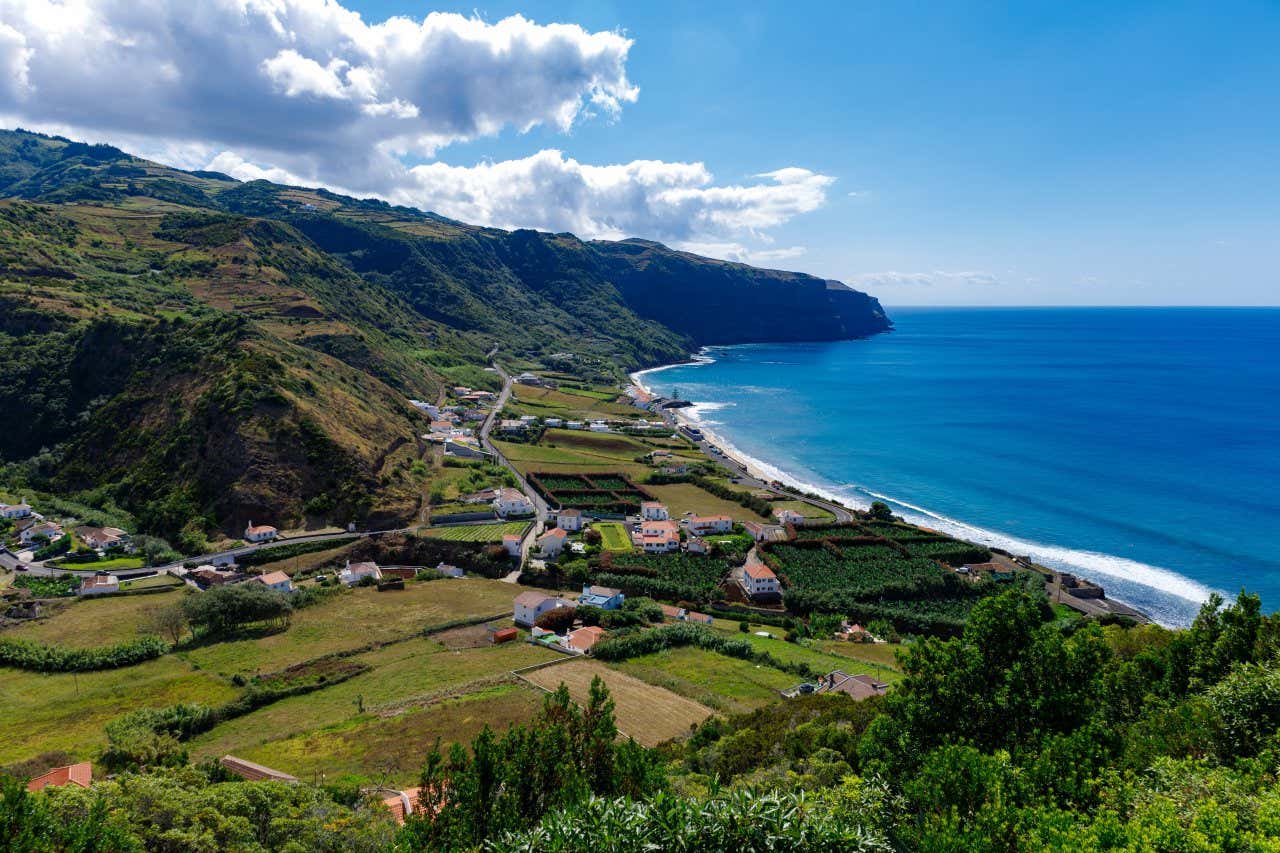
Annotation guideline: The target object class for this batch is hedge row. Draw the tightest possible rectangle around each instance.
[0,635,168,673]
[236,537,359,567]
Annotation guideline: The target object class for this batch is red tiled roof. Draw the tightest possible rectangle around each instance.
[254,571,291,586]
[26,762,92,792]
[246,524,277,535]
[567,626,608,651]
[744,562,776,580]
[219,755,298,782]
[381,787,424,826]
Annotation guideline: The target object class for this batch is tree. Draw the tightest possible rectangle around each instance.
[147,602,190,645]
[868,501,894,521]
[534,606,576,634]
[180,584,292,638]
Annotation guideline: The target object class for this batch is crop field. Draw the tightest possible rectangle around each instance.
[420,522,529,542]
[522,658,712,746]
[817,640,905,672]
[180,579,519,677]
[770,499,836,522]
[643,482,756,520]
[593,554,731,603]
[527,471,652,514]
[593,521,633,552]
[764,542,944,599]
[3,588,185,648]
[207,683,545,785]
[609,646,798,715]
[506,386,638,420]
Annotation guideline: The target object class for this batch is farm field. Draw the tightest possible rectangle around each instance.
[210,683,545,785]
[710,629,903,684]
[419,522,529,542]
[250,542,356,576]
[49,555,147,572]
[189,640,556,773]
[521,658,712,746]
[609,646,797,716]
[593,521,633,552]
[119,574,184,591]
[2,587,185,647]
[771,499,836,522]
[0,656,239,765]
[180,579,518,677]
[593,554,732,604]
[643,482,757,520]
[505,386,638,420]
[818,640,905,671]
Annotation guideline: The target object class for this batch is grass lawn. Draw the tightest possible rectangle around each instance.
[189,640,555,769]
[252,543,356,576]
[610,646,798,715]
[52,556,147,572]
[522,658,712,746]
[771,499,836,522]
[180,579,519,677]
[2,588,185,648]
[119,574,184,591]
[720,631,902,684]
[217,683,545,785]
[0,656,239,765]
[506,386,637,420]
[592,522,633,552]
[419,522,529,542]
[644,482,764,521]
[816,640,907,673]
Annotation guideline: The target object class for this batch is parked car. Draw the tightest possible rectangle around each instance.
[15,563,28,572]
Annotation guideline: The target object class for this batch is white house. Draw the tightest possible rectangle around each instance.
[0,500,33,520]
[743,521,788,542]
[244,521,279,543]
[640,501,669,521]
[741,560,780,598]
[588,421,610,432]
[688,514,733,536]
[544,417,563,428]
[566,421,585,430]
[493,488,534,517]
[435,563,465,578]
[498,419,527,433]
[639,519,680,554]
[564,626,608,654]
[686,536,710,555]
[251,570,295,593]
[773,507,807,525]
[537,527,568,558]
[555,508,583,532]
[77,526,131,552]
[513,590,574,627]
[77,572,119,596]
[502,533,523,557]
[20,522,63,546]
[339,560,382,586]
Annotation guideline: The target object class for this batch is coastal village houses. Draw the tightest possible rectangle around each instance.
[244,521,279,543]
[493,488,534,517]
[639,518,680,553]
[773,507,807,525]
[76,526,131,552]
[640,501,670,521]
[564,625,608,654]
[743,521,789,542]
[339,560,382,586]
[0,499,34,519]
[513,590,574,627]
[537,527,568,558]
[250,570,295,593]
[20,521,63,546]
[688,514,733,536]
[554,508,583,531]
[579,584,625,610]
[77,572,119,596]
[741,559,781,599]
[502,533,523,557]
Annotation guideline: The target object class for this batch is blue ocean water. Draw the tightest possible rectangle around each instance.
[636,308,1280,626]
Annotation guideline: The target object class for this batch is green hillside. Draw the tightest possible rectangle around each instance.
[0,129,889,545]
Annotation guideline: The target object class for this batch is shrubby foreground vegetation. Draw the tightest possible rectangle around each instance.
[4,587,1280,850]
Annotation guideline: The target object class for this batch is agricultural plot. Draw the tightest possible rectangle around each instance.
[3,588,186,648]
[593,522,633,552]
[506,386,638,420]
[609,646,798,716]
[528,471,653,514]
[420,522,530,542]
[593,553,732,604]
[643,482,757,520]
[764,542,944,599]
[522,658,712,746]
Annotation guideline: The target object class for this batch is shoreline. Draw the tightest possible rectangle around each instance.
[631,349,1209,628]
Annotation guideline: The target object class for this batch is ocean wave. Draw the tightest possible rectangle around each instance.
[667,409,1215,622]
[630,350,716,392]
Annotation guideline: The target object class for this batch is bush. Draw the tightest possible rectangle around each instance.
[0,635,168,672]
[535,606,577,633]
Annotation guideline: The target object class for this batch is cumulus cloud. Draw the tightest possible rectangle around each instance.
[853,270,1001,289]
[0,0,835,258]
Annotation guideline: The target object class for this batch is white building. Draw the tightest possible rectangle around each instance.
[244,521,279,543]
[502,533,523,557]
[566,421,585,430]
[688,515,733,536]
[686,537,710,555]
[741,560,780,598]
[639,519,680,554]
[544,418,563,428]
[493,488,534,517]
[773,507,807,525]
[640,502,669,521]
[251,570,295,593]
[78,572,119,596]
[588,421,610,432]
[537,527,568,558]
[0,500,33,519]
[555,508,583,532]
[20,522,63,546]
[513,590,574,628]
[339,560,382,586]
[435,563,465,578]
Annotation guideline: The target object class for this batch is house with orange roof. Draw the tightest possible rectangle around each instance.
[640,501,669,521]
[26,762,92,793]
[77,572,119,596]
[688,514,733,536]
[564,625,608,653]
[380,787,426,826]
[638,518,680,553]
[554,508,583,531]
[537,527,568,558]
[219,755,298,783]
[741,559,780,599]
[250,570,295,593]
[773,507,807,525]
[244,521,278,543]
[502,532,523,557]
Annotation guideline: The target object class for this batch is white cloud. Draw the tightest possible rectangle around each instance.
[853,270,1001,288]
[0,0,834,260]
[677,242,807,265]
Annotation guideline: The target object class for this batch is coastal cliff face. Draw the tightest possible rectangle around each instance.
[0,128,890,541]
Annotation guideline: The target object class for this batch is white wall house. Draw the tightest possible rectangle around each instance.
[773,507,807,525]
[640,502,669,521]
[513,591,574,627]
[502,533,523,557]
[639,519,680,554]
[78,572,119,596]
[244,522,279,543]
[20,522,62,546]
[493,488,534,517]
[537,527,568,558]
[0,500,33,520]
[339,560,382,586]
[556,509,583,532]
[741,561,780,598]
[251,571,295,593]
[688,515,733,536]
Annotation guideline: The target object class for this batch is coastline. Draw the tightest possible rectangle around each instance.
[631,348,1214,628]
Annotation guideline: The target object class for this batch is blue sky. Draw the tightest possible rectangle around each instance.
[1,1,1276,305]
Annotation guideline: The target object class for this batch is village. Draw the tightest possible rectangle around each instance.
[0,361,1135,820]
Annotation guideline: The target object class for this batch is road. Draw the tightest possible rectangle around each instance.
[477,358,549,580]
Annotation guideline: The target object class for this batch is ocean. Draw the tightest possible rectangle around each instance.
[634,307,1280,627]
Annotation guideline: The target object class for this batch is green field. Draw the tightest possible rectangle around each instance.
[50,555,147,572]
[770,499,836,522]
[420,522,529,542]
[593,521,633,552]
[505,385,639,420]
[3,588,186,647]
[610,646,798,715]
[644,482,757,521]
